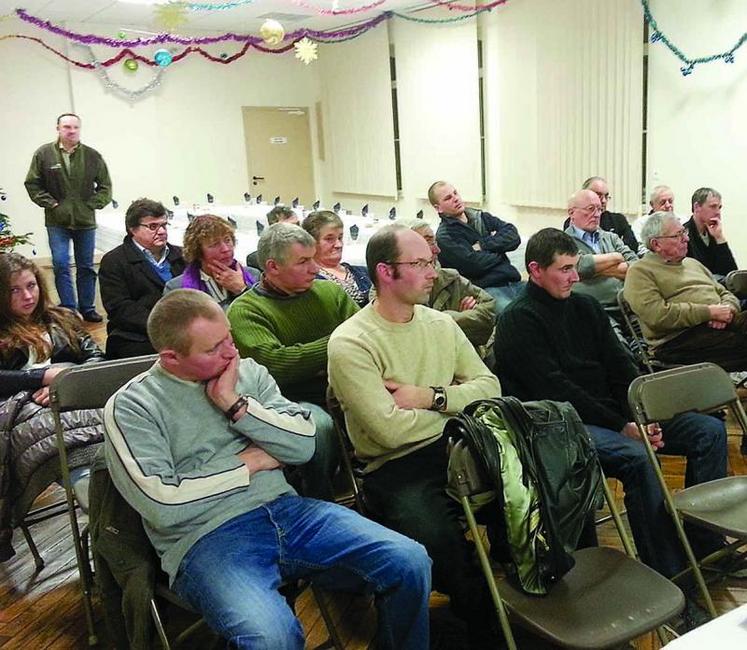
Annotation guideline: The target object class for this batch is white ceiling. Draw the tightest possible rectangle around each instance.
[0,0,440,33]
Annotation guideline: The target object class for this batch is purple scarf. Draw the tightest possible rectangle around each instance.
[180,260,257,292]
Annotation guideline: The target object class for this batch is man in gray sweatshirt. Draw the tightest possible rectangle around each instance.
[104,289,431,649]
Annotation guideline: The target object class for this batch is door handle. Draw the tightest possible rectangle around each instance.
[252,176,265,181]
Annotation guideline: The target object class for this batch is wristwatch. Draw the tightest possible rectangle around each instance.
[430,386,447,412]
[225,394,248,420]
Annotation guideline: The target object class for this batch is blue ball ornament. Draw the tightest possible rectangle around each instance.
[154,49,173,67]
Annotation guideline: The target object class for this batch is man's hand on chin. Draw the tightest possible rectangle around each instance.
[207,355,241,413]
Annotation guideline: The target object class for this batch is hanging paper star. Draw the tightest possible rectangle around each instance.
[294,37,317,65]
[153,2,189,33]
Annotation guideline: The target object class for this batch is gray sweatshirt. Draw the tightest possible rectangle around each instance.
[104,359,315,583]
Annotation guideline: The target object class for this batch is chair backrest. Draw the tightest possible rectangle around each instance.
[628,362,744,424]
[725,269,747,298]
[50,355,157,412]
[325,385,367,513]
[616,289,655,373]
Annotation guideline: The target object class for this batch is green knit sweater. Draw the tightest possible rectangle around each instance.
[227,280,359,404]
[624,253,740,348]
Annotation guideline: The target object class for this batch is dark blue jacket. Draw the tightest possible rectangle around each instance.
[436,208,521,288]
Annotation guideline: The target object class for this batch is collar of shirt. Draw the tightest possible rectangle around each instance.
[199,268,228,301]
[132,239,170,266]
[571,224,601,252]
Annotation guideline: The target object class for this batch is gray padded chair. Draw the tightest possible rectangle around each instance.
[628,362,747,619]
[50,355,157,646]
[448,437,685,649]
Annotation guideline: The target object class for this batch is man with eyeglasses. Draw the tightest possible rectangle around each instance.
[563,176,641,254]
[329,225,502,648]
[25,113,112,322]
[564,189,639,342]
[99,198,185,359]
[684,187,738,280]
[625,211,747,371]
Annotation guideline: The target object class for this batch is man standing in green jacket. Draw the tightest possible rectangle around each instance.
[25,113,112,322]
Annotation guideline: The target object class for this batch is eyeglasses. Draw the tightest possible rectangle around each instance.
[138,221,169,232]
[654,229,688,241]
[574,204,601,214]
[387,259,437,270]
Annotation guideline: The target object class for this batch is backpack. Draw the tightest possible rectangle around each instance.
[444,396,602,595]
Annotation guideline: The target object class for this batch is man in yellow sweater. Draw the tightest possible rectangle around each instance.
[328,225,501,647]
[624,211,747,369]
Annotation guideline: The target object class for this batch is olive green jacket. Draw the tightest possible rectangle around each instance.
[24,141,112,229]
[429,265,496,348]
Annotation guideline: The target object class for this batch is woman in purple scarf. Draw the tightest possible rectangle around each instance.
[164,215,256,311]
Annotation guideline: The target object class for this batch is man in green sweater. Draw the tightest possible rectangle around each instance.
[228,223,359,500]
[106,289,432,649]
[328,225,502,647]
[624,211,747,370]
[25,113,112,322]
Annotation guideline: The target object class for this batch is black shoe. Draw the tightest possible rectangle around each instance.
[675,598,710,633]
[82,310,103,323]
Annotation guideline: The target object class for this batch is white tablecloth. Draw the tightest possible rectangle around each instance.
[95,204,401,267]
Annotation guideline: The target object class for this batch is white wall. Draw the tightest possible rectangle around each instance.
[6,4,747,263]
[0,21,321,258]
[647,0,747,265]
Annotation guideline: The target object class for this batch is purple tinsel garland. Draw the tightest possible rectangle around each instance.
[15,8,391,48]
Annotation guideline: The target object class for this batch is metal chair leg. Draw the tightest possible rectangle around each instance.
[150,598,172,650]
[311,584,345,650]
[19,523,45,571]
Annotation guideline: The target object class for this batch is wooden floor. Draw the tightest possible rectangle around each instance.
[1,269,745,648]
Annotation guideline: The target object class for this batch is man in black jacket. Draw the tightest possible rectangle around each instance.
[684,187,738,280]
[495,228,727,591]
[429,181,523,313]
[99,198,185,359]
[563,176,641,254]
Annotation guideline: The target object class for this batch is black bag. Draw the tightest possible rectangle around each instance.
[445,396,602,595]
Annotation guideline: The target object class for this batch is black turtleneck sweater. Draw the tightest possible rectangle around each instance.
[494,281,639,432]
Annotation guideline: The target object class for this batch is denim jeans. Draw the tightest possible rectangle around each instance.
[484,280,525,315]
[172,495,431,650]
[586,411,726,578]
[46,226,97,312]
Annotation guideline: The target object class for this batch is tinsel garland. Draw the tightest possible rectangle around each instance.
[425,0,509,12]
[289,0,386,16]
[15,7,389,48]
[641,0,746,76]
[84,45,165,101]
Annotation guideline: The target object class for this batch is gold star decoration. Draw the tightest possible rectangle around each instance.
[294,37,318,65]
[153,2,189,33]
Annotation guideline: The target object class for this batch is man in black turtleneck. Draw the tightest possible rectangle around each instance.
[494,228,726,593]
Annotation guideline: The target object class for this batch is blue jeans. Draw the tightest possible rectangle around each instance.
[46,226,97,312]
[172,495,431,650]
[295,402,339,502]
[485,280,525,315]
[586,411,726,578]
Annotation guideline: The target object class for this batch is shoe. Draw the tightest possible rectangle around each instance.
[674,598,710,633]
[82,310,103,323]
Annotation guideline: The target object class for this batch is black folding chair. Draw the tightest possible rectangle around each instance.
[448,428,685,649]
[628,363,747,619]
[50,355,157,646]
